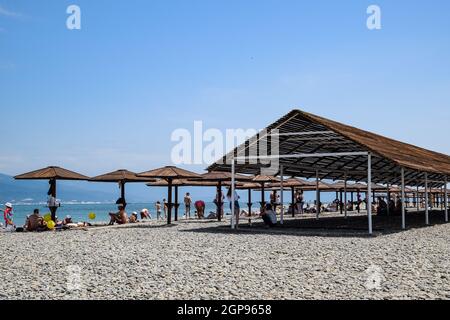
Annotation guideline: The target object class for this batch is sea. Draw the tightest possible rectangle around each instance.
[3,202,224,226]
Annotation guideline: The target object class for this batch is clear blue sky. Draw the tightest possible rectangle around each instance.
[1,0,450,177]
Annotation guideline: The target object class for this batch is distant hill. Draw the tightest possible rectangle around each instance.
[0,173,153,204]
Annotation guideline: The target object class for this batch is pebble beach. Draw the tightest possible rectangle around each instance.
[1,213,449,300]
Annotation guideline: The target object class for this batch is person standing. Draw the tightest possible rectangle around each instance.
[214,188,225,219]
[227,187,240,224]
[184,192,192,219]
[47,180,60,222]
[356,193,362,213]
[155,201,162,220]
[1,203,14,229]
[295,190,304,214]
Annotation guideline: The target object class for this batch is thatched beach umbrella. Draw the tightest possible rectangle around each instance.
[90,169,155,209]
[138,166,201,224]
[192,171,253,221]
[14,166,89,221]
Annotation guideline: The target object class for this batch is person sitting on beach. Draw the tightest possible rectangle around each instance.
[140,208,151,220]
[62,215,73,225]
[194,200,205,219]
[108,204,128,225]
[261,203,277,228]
[205,211,217,220]
[347,200,353,211]
[129,212,138,223]
[26,209,46,232]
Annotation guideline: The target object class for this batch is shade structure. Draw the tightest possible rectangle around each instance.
[208,109,450,187]
[14,166,89,221]
[208,109,450,234]
[90,169,155,208]
[14,166,89,181]
[138,166,201,224]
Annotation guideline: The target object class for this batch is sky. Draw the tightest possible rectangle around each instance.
[1,0,450,181]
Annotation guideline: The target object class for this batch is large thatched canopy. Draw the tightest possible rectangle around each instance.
[208,109,450,187]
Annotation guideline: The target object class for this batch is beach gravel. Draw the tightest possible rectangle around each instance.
[0,218,449,300]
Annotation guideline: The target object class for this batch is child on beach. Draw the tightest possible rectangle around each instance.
[1,203,15,229]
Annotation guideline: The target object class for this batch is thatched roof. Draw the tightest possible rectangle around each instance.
[14,166,89,181]
[208,109,450,187]
[147,179,218,187]
[327,181,386,192]
[196,171,253,182]
[236,182,263,190]
[268,178,315,188]
[389,185,416,193]
[239,179,329,191]
[138,166,201,179]
[252,175,280,183]
[90,169,155,183]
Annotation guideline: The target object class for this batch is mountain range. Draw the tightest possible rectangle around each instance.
[0,173,154,204]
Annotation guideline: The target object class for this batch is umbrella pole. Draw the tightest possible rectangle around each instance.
[50,179,57,222]
[121,181,126,209]
[167,179,173,225]
[261,183,265,211]
[174,186,179,221]
[217,181,222,222]
[291,187,295,217]
[247,188,252,217]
